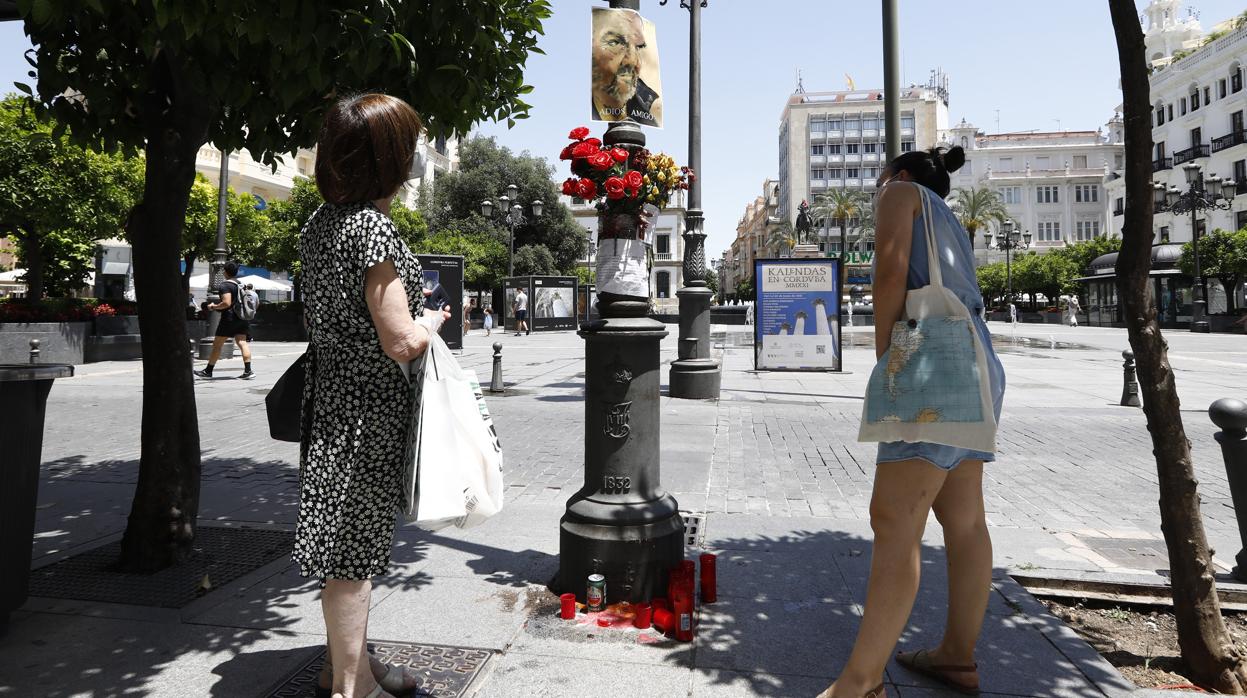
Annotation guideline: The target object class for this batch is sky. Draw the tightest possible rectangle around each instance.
[2,1,1245,259]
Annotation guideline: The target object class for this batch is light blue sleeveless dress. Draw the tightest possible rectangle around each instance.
[874,184,1006,470]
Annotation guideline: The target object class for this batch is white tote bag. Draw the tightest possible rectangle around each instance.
[858,184,998,453]
[401,333,504,530]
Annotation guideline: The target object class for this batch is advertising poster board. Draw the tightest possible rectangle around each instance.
[590,7,663,128]
[577,284,598,324]
[532,276,579,331]
[501,276,531,336]
[416,254,464,350]
[753,258,842,372]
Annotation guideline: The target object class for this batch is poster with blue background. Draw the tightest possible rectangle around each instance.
[754,258,842,371]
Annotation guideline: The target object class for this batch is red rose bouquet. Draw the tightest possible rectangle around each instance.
[559,125,693,238]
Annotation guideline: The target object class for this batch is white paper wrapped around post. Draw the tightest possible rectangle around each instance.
[595,237,650,298]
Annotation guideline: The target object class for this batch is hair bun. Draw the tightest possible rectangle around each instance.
[941,145,966,173]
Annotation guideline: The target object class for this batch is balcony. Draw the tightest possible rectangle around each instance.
[1172,144,1210,165]
[655,252,673,261]
[1152,157,1173,172]
[1212,129,1247,153]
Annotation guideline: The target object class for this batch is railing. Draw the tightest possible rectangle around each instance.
[655,252,673,261]
[1172,144,1210,165]
[1213,130,1247,153]
[1152,157,1173,172]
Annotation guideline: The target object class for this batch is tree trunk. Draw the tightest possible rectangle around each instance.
[117,53,212,573]
[1109,1,1247,691]
[19,230,44,300]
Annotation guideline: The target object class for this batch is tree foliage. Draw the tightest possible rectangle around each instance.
[427,136,587,273]
[416,229,508,291]
[0,95,143,298]
[1178,227,1247,310]
[177,173,276,294]
[512,243,558,276]
[949,186,1008,243]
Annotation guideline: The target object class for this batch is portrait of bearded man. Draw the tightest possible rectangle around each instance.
[591,8,663,127]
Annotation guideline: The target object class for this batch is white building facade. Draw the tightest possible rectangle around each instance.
[778,73,950,254]
[948,118,1124,262]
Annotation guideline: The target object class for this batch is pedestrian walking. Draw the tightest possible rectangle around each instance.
[483,304,494,336]
[297,93,450,698]
[193,261,254,379]
[513,287,529,336]
[463,296,473,337]
[1067,295,1081,327]
[821,146,1006,698]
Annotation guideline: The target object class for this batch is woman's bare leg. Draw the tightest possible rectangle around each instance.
[322,579,379,697]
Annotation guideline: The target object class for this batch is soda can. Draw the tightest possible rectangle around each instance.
[586,574,606,612]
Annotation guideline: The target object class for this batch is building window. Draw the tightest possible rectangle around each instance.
[1075,184,1099,203]
[844,119,861,132]
[864,142,878,153]
[656,234,670,255]
[1073,155,1088,169]
[1036,221,1062,242]
[997,186,1022,204]
[1234,160,1246,189]
[901,116,915,129]
[1159,226,1170,243]
[656,271,671,298]
[1037,185,1060,204]
[811,145,824,155]
[827,118,842,130]
[1234,68,1244,93]
[810,119,826,132]
[1035,156,1051,169]
[1205,86,1212,104]
[811,168,825,179]
[828,168,843,179]
[1168,104,1174,121]
[1074,219,1101,241]
[862,118,879,130]
[846,143,860,154]
[863,166,879,178]
[1181,97,1187,115]
[572,196,586,205]
[961,136,969,149]
[1156,106,1166,125]
[901,141,915,152]
[1191,126,1202,146]
[1221,79,1228,98]
[1192,90,1201,110]
[828,144,842,154]
[1237,210,1247,230]
[846,168,860,178]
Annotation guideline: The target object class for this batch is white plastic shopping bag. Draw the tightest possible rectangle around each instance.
[401,333,504,530]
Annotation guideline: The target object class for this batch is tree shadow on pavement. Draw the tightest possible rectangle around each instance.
[681,526,1122,697]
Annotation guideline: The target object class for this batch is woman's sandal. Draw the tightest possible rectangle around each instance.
[895,648,981,695]
[815,681,886,698]
[316,657,421,698]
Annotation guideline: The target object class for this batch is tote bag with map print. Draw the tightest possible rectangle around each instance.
[858,184,997,453]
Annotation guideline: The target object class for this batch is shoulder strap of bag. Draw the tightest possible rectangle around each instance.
[916,184,946,290]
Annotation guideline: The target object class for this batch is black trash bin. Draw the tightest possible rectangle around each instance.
[0,364,73,626]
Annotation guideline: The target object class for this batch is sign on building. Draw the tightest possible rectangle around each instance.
[753,258,842,372]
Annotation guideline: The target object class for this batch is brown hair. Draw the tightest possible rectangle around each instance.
[315,94,424,204]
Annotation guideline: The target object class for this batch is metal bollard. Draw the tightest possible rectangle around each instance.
[1120,350,1141,407]
[1211,398,1247,581]
[28,339,40,364]
[489,342,504,393]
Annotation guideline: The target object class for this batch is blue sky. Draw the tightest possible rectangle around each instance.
[2,1,1244,257]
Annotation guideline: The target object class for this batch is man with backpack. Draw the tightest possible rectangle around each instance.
[194,261,257,379]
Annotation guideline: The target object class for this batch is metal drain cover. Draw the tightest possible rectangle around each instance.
[28,526,293,608]
[266,641,494,698]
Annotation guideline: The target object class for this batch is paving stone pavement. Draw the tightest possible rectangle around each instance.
[4,321,1242,696]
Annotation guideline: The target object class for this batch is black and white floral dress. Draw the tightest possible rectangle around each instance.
[294,201,423,580]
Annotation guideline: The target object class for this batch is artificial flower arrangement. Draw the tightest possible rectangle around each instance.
[559,126,694,239]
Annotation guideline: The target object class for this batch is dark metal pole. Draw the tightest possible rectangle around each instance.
[1006,245,1013,301]
[508,218,515,278]
[1211,398,1247,581]
[1191,194,1210,332]
[202,150,230,353]
[670,0,721,400]
[882,0,901,162]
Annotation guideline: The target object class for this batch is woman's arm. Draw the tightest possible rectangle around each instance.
[872,183,920,359]
[365,260,434,364]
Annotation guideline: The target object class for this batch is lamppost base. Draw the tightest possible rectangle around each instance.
[669,359,721,399]
[558,494,684,604]
[1190,321,1212,334]
[670,285,721,400]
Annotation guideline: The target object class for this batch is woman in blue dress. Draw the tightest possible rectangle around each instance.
[821,146,1006,698]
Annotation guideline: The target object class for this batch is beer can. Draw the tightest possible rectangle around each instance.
[586,574,606,612]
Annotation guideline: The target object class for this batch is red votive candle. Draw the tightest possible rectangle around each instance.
[673,588,694,642]
[633,601,652,629]
[699,552,717,603]
[652,597,670,612]
[651,607,675,635]
[559,593,576,620]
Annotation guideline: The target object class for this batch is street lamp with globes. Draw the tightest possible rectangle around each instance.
[990,219,1031,304]
[481,183,543,277]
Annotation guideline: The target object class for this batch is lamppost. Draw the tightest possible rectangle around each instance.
[198,148,231,358]
[991,219,1031,303]
[1154,162,1237,333]
[662,0,721,400]
[481,185,542,277]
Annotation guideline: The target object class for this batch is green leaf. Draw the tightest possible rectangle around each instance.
[30,0,52,26]
[14,82,33,95]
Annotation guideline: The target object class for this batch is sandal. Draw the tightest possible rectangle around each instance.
[815,682,886,698]
[316,658,420,698]
[896,648,980,695]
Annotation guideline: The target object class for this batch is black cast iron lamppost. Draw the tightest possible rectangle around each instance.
[991,219,1030,303]
[1153,162,1236,333]
[481,184,542,277]
[661,0,721,400]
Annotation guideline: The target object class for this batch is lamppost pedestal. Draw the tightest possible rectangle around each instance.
[1191,282,1212,333]
[669,284,720,399]
[558,312,684,604]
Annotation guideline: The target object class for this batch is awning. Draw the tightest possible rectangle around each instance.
[101,262,129,276]
[1075,269,1183,283]
[236,275,292,292]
